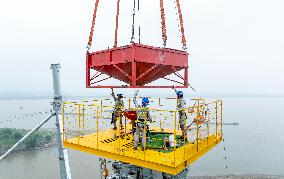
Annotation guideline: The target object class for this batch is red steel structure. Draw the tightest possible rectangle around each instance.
[86,0,188,88]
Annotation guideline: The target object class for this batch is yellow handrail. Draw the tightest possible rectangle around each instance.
[61,97,223,169]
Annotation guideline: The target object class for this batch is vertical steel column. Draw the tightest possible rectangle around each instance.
[50,64,72,179]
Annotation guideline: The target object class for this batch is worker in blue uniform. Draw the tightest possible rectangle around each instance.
[133,90,152,150]
[111,88,124,130]
[173,86,187,140]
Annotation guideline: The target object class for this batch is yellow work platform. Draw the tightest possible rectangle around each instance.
[62,98,223,175]
[64,126,222,175]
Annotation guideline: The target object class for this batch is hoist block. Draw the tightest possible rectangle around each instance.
[86,43,189,88]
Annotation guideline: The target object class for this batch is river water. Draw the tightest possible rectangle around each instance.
[0,97,284,179]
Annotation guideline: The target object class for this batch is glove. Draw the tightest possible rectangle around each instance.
[134,90,139,97]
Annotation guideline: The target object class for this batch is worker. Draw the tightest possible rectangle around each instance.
[173,86,187,140]
[133,90,152,150]
[111,88,124,130]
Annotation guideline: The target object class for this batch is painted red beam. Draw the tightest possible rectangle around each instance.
[86,43,189,88]
[88,43,188,67]
[86,86,188,88]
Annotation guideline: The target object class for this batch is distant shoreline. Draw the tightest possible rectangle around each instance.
[6,141,57,156]
[0,128,57,156]
[0,94,284,100]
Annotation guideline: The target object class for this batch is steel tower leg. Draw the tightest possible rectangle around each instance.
[51,64,72,179]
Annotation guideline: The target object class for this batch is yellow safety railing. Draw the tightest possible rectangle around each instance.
[62,97,223,169]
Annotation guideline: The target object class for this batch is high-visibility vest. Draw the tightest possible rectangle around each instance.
[114,99,124,111]
[177,98,186,111]
[136,107,149,123]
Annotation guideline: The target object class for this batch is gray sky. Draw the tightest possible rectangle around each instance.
[0,0,283,96]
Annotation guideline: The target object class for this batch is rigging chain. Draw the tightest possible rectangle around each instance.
[87,0,100,51]
[138,0,141,44]
[87,0,187,51]
[160,0,167,47]
[175,0,187,50]
[130,0,136,43]
[114,0,121,47]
